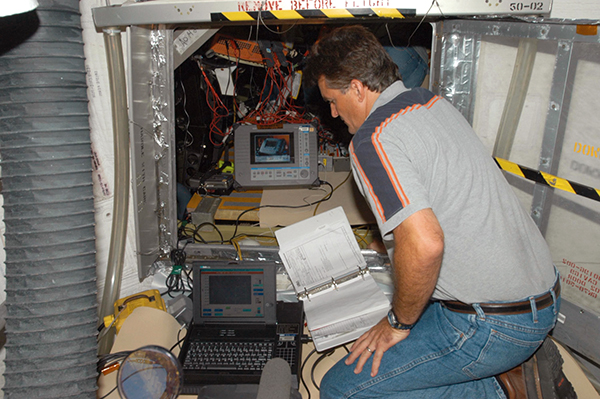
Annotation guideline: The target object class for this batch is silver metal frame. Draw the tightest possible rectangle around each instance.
[128,26,178,279]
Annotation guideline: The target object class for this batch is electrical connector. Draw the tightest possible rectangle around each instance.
[101,361,120,376]
[300,334,313,344]
[318,155,333,172]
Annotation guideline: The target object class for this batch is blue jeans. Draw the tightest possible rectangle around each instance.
[320,282,561,398]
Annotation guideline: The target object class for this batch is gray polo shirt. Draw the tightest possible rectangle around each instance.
[350,81,556,303]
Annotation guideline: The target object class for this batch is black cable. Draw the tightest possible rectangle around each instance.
[171,247,186,265]
[192,230,208,244]
[184,182,332,245]
[165,273,185,298]
[192,222,225,244]
[299,348,317,399]
[97,349,132,399]
[170,324,189,353]
[178,221,193,242]
[183,266,193,291]
[310,348,337,391]
[228,180,334,242]
[297,343,348,396]
[97,351,132,374]
[163,249,189,298]
[98,385,118,399]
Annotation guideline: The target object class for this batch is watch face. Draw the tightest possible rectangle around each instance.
[388,309,398,326]
[388,309,414,330]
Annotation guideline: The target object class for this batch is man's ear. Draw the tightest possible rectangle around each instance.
[350,79,365,102]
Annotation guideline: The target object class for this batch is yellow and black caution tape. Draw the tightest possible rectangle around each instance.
[494,157,600,203]
[211,8,415,22]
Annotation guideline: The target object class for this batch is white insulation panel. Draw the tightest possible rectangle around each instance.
[472,35,600,315]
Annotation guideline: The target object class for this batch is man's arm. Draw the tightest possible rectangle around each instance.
[390,207,444,326]
[345,208,444,376]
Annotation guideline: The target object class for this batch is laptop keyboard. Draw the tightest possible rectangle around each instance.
[183,341,274,371]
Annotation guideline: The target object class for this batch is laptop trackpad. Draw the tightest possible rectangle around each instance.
[196,384,259,399]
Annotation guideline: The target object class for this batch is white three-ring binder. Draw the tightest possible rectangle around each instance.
[275,206,390,351]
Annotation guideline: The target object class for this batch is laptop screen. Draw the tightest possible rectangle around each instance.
[193,261,277,325]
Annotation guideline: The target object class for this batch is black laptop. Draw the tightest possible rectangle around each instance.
[178,260,303,394]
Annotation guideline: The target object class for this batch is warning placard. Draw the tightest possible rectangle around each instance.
[561,258,600,300]
[237,0,391,12]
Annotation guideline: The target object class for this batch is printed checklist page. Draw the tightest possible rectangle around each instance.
[276,206,366,292]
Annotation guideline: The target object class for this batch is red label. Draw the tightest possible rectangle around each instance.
[562,258,599,299]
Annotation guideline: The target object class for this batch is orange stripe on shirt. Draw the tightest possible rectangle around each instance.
[374,103,422,207]
[381,108,402,128]
[349,141,387,222]
[371,124,410,208]
[382,99,443,206]
[425,95,442,108]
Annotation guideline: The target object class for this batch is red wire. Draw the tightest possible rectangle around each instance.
[197,44,314,135]
[199,66,229,146]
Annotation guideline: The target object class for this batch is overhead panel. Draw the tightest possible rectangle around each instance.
[92,0,552,27]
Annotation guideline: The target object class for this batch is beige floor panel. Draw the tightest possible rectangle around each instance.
[299,342,350,399]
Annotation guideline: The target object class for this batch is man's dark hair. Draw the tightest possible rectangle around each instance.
[304,25,400,93]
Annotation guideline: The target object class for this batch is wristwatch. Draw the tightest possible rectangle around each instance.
[387,309,416,330]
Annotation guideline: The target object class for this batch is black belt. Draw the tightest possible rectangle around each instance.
[441,279,560,315]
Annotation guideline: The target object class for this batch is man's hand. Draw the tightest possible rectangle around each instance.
[344,209,443,378]
[345,317,410,377]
